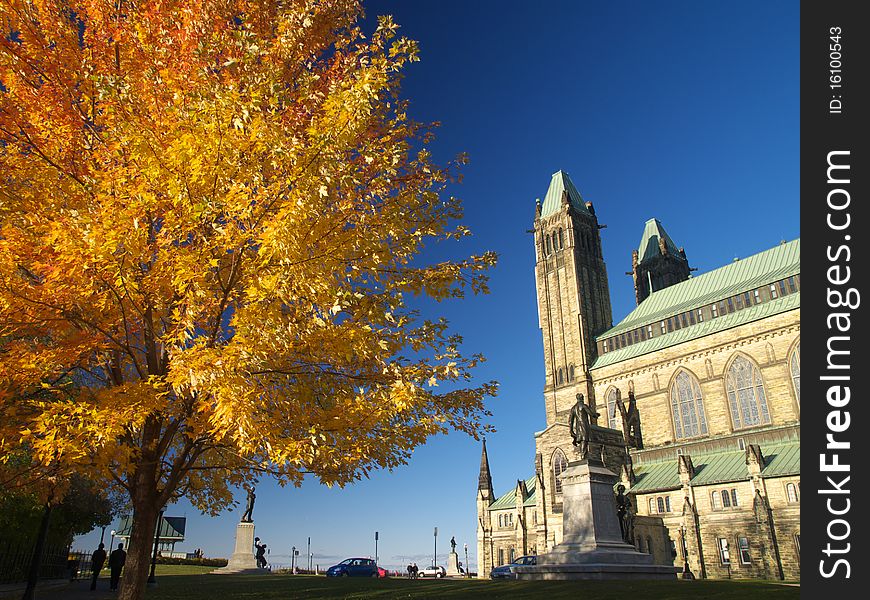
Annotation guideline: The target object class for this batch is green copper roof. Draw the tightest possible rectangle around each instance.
[592,238,800,369]
[592,291,799,369]
[489,475,537,510]
[637,218,684,263]
[629,441,800,494]
[539,171,591,217]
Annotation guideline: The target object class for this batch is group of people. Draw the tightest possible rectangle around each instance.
[405,562,420,578]
[89,542,127,591]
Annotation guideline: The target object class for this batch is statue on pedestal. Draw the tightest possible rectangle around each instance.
[450,536,456,552]
[568,393,600,460]
[241,488,256,523]
[615,484,635,544]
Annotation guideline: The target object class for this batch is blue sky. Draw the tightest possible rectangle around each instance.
[75,1,799,571]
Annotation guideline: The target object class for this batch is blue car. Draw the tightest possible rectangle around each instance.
[490,555,536,579]
[326,558,379,577]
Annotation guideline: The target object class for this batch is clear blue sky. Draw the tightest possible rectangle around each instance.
[75,0,799,572]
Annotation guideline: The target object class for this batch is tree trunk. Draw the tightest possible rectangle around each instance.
[118,486,161,600]
[21,503,53,600]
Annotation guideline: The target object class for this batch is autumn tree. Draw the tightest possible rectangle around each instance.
[0,1,496,599]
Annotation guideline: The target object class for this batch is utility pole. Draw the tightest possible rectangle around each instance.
[464,543,469,578]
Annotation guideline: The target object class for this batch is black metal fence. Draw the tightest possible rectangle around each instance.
[0,541,73,584]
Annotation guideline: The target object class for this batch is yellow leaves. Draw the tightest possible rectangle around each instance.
[0,0,496,510]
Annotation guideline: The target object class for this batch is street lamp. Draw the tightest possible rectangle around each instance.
[109,530,116,552]
[464,543,469,578]
[291,546,296,573]
[433,527,438,567]
[374,531,379,565]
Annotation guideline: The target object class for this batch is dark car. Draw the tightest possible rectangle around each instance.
[326,558,379,577]
[490,555,536,579]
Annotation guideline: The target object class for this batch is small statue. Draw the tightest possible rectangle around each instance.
[450,536,456,552]
[241,487,256,523]
[617,389,644,449]
[615,484,635,544]
[568,393,600,460]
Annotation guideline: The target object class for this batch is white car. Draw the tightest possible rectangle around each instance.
[418,565,446,578]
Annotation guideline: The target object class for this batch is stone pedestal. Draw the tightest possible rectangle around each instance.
[446,551,462,576]
[213,522,261,574]
[515,460,677,580]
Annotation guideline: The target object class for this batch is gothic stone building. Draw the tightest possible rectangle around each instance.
[476,171,800,580]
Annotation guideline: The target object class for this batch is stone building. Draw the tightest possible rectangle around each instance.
[476,171,800,580]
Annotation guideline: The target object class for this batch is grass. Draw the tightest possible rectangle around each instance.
[138,572,800,600]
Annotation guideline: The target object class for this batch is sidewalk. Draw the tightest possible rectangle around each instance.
[0,579,69,599]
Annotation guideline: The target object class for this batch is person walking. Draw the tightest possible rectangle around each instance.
[411,562,418,579]
[90,543,107,590]
[406,562,413,578]
[108,543,126,591]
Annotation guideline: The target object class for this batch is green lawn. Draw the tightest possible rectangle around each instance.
[140,572,799,600]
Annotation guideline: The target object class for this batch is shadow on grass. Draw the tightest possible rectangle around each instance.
[143,573,800,600]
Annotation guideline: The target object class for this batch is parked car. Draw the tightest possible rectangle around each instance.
[417,564,447,578]
[326,558,379,577]
[490,555,536,579]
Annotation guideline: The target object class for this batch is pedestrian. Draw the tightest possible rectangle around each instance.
[255,542,267,569]
[90,543,107,590]
[108,543,126,591]
[406,562,413,578]
[412,562,418,579]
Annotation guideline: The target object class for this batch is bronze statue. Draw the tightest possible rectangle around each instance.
[241,487,256,522]
[568,393,599,460]
[450,536,456,552]
[615,484,635,544]
[617,389,644,449]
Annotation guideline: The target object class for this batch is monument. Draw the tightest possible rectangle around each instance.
[514,395,677,580]
[446,536,462,576]
[214,488,264,574]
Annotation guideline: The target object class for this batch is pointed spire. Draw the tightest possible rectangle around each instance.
[478,439,493,492]
[637,218,685,264]
[539,171,591,218]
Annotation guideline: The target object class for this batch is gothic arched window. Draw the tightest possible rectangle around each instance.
[558,228,564,249]
[790,342,800,405]
[545,235,551,255]
[726,356,771,429]
[670,371,708,439]
[557,369,564,386]
[606,388,619,429]
[786,482,799,503]
[552,449,568,494]
[568,364,575,381]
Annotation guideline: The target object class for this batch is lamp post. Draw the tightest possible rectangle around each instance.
[464,543,469,578]
[291,546,296,573]
[147,509,165,586]
[374,531,379,565]
[99,526,106,547]
[109,530,116,552]
[307,537,311,572]
[433,527,438,567]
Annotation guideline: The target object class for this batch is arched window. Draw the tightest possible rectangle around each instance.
[790,342,801,404]
[568,364,575,381]
[726,356,771,429]
[545,235,551,255]
[787,483,799,503]
[606,388,619,429]
[656,497,665,513]
[730,489,739,506]
[498,514,503,527]
[558,228,564,249]
[669,371,708,439]
[721,490,731,508]
[557,369,564,385]
[711,491,722,510]
[552,449,568,494]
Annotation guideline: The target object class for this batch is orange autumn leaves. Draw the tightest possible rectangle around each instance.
[0,0,495,510]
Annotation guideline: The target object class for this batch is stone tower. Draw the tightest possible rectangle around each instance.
[533,171,613,426]
[631,218,691,305]
[476,439,494,578]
